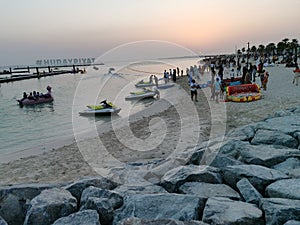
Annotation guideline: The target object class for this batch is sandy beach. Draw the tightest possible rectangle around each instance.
[0,63,298,186]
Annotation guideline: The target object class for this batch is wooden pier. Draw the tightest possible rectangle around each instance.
[0,63,103,84]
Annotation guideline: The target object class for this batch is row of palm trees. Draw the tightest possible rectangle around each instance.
[238,38,299,58]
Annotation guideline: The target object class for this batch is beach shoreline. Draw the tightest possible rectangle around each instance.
[0,63,299,185]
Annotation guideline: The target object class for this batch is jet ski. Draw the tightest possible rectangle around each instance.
[135,80,155,88]
[79,100,121,116]
[125,88,157,100]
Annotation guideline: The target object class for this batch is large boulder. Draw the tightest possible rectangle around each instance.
[255,115,300,135]
[251,129,298,148]
[226,124,256,141]
[272,158,300,176]
[209,153,244,168]
[0,183,59,225]
[178,182,240,200]
[65,176,118,202]
[0,216,7,225]
[160,165,222,192]
[113,184,167,196]
[202,197,263,225]
[261,198,300,225]
[222,164,288,193]
[52,210,100,225]
[236,144,300,167]
[266,179,300,200]
[80,197,113,225]
[283,220,300,225]
[23,188,77,225]
[236,178,262,206]
[80,186,123,209]
[113,193,206,224]
[116,217,209,225]
[284,221,300,225]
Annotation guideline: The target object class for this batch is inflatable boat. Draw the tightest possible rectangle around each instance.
[17,97,53,106]
[226,84,262,102]
[79,101,121,116]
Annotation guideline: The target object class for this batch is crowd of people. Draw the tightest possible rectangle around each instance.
[19,86,52,102]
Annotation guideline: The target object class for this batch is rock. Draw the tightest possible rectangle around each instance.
[52,210,100,225]
[284,221,300,225]
[210,153,244,168]
[237,143,300,167]
[65,176,118,202]
[223,164,288,193]
[80,186,123,209]
[113,193,206,224]
[251,129,298,148]
[0,183,59,225]
[202,197,263,225]
[23,188,77,225]
[226,124,256,141]
[266,179,300,200]
[116,217,209,225]
[178,182,240,200]
[255,115,300,135]
[261,198,300,225]
[143,158,187,184]
[0,216,7,225]
[160,165,222,192]
[113,184,167,196]
[187,147,206,165]
[272,158,300,175]
[236,178,262,205]
[80,197,113,225]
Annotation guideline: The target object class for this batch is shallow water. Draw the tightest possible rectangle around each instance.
[0,58,200,161]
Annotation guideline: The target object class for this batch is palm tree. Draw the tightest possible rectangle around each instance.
[289,39,299,63]
[258,45,265,56]
[277,41,285,55]
[266,43,276,56]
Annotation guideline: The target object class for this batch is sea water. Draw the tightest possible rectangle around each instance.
[0,58,200,162]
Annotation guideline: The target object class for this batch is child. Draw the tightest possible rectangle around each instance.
[190,79,200,102]
[262,71,269,90]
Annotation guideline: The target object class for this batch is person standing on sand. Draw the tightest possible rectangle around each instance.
[230,68,235,82]
[210,70,216,101]
[262,71,269,90]
[293,64,300,86]
[190,79,200,102]
[214,77,221,103]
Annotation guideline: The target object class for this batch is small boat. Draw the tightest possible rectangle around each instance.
[225,84,262,102]
[17,97,53,106]
[79,101,121,116]
[125,89,157,100]
[17,85,53,106]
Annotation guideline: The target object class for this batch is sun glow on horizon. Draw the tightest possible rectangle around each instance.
[0,0,299,65]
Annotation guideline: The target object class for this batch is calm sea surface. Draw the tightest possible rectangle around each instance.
[0,58,200,162]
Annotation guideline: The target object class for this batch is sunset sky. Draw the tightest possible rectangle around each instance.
[0,0,299,66]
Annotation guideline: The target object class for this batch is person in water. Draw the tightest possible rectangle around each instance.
[20,92,28,101]
[43,86,52,98]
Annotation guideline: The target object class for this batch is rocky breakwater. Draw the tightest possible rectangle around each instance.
[0,106,300,225]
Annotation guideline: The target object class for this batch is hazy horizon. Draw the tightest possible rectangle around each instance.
[1,0,299,66]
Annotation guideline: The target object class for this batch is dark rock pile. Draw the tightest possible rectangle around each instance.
[0,106,300,225]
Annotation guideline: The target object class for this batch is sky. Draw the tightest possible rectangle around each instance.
[0,0,299,66]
